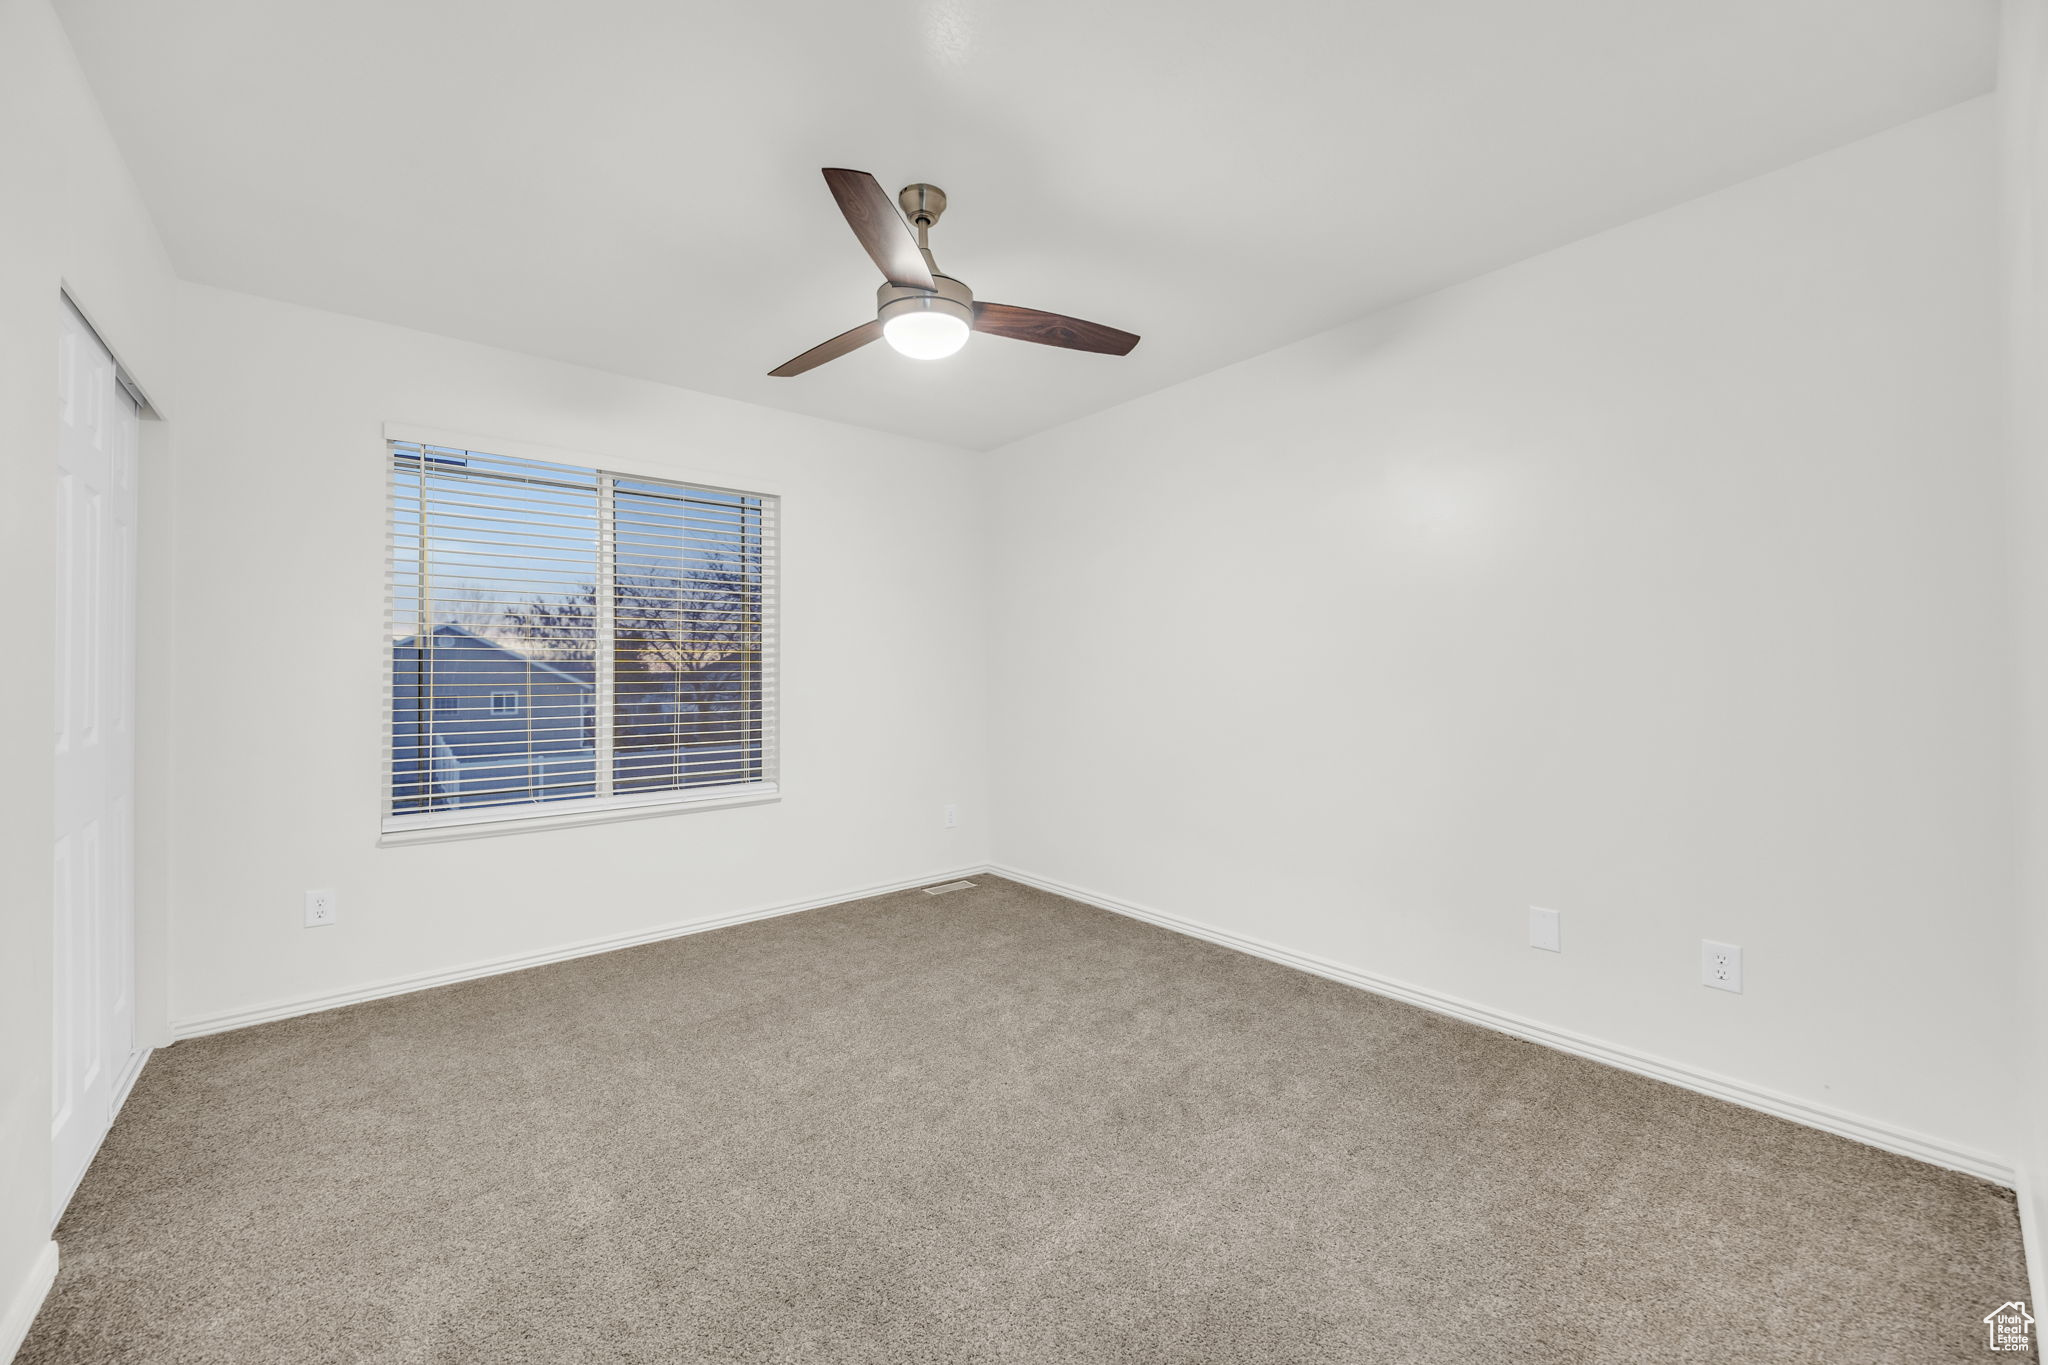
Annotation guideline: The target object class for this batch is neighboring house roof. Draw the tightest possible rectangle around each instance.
[392,622,594,688]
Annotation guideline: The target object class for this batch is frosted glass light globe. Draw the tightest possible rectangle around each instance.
[883,310,971,359]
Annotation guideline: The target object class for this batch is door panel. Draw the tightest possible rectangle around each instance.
[52,298,138,1220]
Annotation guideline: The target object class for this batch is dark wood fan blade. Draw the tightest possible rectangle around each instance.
[822,169,935,291]
[768,320,884,377]
[971,302,1139,356]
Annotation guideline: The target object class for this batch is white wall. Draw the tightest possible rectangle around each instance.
[987,98,2018,1169]
[0,0,180,1347]
[160,283,989,1028]
[1999,0,2048,1308]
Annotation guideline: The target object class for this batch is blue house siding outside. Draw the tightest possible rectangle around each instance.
[391,625,595,811]
[391,623,766,812]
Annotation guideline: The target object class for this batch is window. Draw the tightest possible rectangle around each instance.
[385,439,777,834]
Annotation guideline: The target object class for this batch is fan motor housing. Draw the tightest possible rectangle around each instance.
[898,183,947,228]
[877,273,973,329]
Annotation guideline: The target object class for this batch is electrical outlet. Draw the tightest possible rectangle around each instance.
[943,802,959,829]
[304,889,338,928]
[1702,940,1741,993]
[1528,906,1561,952]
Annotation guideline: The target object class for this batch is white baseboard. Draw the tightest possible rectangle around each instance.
[987,863,2016,1188]
[2019,1172,2047,1312]
[111,1046,151,1118]
[170,866,988,1040]
[162,856,2016,1189]
[0,1242,58,1365]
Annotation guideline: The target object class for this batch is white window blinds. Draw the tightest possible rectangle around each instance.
[385,440,777,831]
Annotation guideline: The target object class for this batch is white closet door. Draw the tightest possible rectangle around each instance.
[52,298,138,1221]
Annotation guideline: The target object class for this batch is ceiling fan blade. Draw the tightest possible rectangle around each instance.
[971,303,1139,356]
[821,168,935,292]
[768,320,884,377]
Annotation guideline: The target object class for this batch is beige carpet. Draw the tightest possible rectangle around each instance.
[20,876,2033,1363]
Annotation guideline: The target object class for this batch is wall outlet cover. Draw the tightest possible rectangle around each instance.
[1529,906,1561,952]
[1702,940,1742,993]
[304,889,338,928]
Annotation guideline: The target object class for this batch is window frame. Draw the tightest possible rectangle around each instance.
[379,423,780,845]
[487,689,521,717]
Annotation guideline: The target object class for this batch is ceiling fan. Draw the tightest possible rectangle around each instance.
[769,168,1140,376]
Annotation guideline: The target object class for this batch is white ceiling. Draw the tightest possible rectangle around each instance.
[56,0,1995,450]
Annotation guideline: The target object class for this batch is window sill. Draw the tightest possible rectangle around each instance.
[378,783,780,846]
